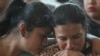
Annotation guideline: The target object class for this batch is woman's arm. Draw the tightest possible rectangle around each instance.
[92,38,100,55]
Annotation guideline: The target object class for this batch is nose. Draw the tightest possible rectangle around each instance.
[88,0,96,5]
[65,39,74,50]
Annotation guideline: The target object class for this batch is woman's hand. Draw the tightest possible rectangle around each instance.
[54,50,84,56]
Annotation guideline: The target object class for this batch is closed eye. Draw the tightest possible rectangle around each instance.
[72,34,82,39]
[57,36,67,41]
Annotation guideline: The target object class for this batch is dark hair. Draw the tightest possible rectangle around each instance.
[0,0,26,36]
[57,0,69,3]
[53,3,87,29]
[21,2,53,32]
[53,3,89,55]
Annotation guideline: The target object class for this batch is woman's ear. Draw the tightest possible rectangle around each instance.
[19,23,26,37]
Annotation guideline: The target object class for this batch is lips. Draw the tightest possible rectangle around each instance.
[88,6,96,12]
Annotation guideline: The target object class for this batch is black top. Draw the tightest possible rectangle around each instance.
[81,38,92,56]
[88,19,100,37]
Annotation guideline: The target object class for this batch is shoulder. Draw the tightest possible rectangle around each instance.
[87,34,100,54]
[38,44,60,56]
[92,37,100,54]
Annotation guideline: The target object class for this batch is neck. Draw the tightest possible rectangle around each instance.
[0,33,22,56]
[90,17,100,25]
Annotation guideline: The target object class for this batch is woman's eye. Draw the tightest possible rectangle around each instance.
[59,37,66,41]
[73,35,81,39]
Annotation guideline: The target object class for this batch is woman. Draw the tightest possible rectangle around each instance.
[39,3,100,56]
[84,0,100,37]
[0,0,53,56]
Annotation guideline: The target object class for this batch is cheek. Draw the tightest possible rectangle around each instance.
[84,5,88,11]
[97,1,100,6]
[74,37,85,51]
[26,35,42,51]
[97,5,100,13]
[83,1,88,11]
[56,39,66,50]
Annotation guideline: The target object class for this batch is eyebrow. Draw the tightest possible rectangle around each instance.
[72,33,82,37]
[57,36,66,38]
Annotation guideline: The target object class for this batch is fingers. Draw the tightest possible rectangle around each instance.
[54,50,84,56]
[54,51,65,56]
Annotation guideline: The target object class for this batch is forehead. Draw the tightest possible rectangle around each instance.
[32,27,51,34]
[54,24,85,35]
[54,24,83,30]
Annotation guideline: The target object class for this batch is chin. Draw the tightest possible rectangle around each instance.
[88,12,99,19]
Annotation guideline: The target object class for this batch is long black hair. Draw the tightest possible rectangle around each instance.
[57,0,69,3]
[0,0,26,36]
[0,1,53,36]
[21,2,53,32]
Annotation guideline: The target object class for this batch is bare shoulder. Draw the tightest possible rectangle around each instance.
[87,34,100,54]
[92,37,100,54]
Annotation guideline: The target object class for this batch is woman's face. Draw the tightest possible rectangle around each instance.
[84,0,100,20]
[54,24,86,51]
[23,27,51,54]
